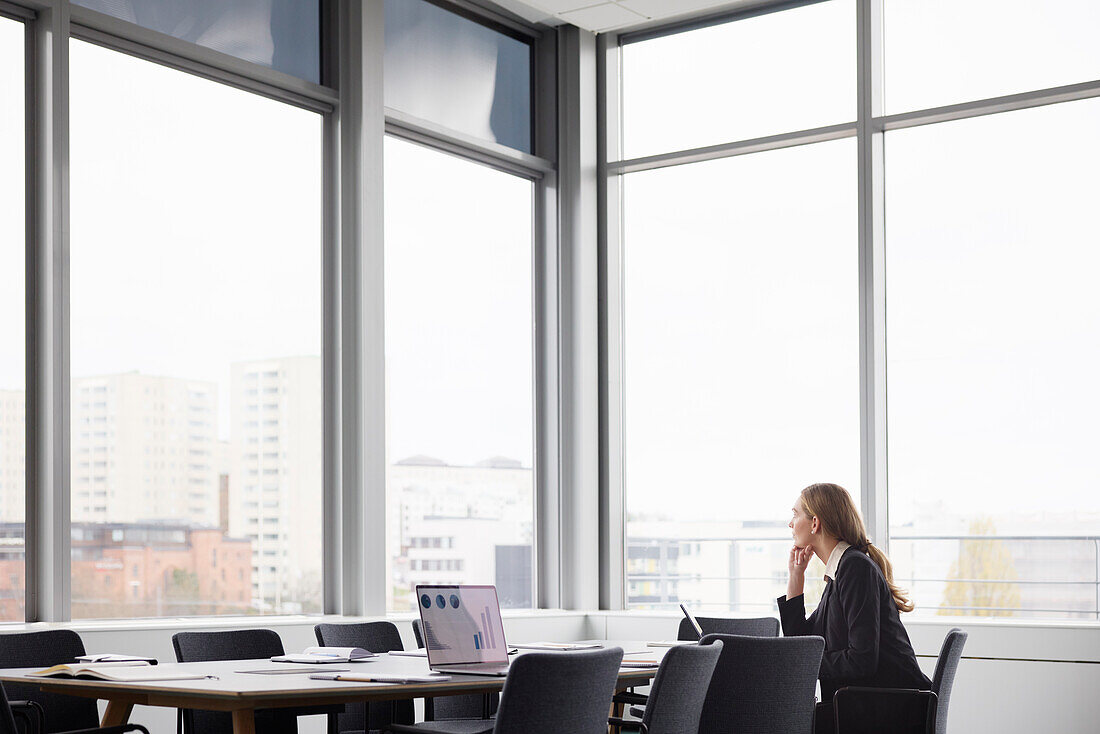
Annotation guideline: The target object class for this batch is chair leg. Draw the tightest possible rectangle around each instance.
[609,698,625,734]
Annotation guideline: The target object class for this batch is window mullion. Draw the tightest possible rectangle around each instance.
[856,0,887,550]
[26,0,72,623]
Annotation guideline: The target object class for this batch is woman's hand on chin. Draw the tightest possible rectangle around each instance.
[788,544,813,576]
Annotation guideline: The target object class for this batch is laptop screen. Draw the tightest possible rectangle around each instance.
[680,602,704,639]
[416,585,508,665]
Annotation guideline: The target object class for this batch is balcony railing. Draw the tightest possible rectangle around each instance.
[626,534,1100,620]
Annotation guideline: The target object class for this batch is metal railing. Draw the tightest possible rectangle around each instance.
[626,534,1100,620]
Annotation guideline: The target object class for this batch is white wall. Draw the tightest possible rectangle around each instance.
[10,611,1100,734]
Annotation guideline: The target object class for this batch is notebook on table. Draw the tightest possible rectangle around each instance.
[512,642,602,651]
[416,584,510,677]
[271,646,376,664]
[28,662,208,682]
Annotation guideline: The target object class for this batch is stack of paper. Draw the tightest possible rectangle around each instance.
[272,646,376,664]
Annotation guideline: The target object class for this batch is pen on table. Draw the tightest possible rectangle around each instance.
[314,674,418,684]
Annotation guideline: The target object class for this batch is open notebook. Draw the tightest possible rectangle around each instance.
[29,662,208,682]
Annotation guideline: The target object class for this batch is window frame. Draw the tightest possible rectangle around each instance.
[12,0,559,623]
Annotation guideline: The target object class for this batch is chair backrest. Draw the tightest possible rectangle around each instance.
[172,628,284,662]
[677,616,780,641]
[315,621,403,653]
[492,647,623,734]
[314,622,413,732]
[0,630,100,733]
[641,640,723,734]
[930,628,967,734]
[411,618,424,648]
[697,633,824,734]
[172,629,295,734]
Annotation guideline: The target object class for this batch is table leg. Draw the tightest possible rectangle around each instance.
[101,700,134,727]
[609,699,624,734]
[231,708,257,734]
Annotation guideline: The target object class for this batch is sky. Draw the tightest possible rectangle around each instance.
[619,0,1100,528]
[0,18,23,396]
[2,28,534,468]
[383,136,534,467]
[66,39,323,440]
[3,0,1100,532]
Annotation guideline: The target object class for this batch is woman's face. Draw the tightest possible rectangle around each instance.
[790,498,815,548]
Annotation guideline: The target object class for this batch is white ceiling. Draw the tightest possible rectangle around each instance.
[488,0,759,33]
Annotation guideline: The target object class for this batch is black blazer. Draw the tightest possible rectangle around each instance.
[777,546,931,702]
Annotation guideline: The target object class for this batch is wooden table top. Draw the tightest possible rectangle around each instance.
[0,640,668,709]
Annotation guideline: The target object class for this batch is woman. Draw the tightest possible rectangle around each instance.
[779,483,930,731]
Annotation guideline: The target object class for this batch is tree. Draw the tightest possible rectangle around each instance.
[940,518,1021,617]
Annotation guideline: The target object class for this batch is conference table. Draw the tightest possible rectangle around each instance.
[0,640,667,734]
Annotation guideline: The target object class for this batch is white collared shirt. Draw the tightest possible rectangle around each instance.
[823,540,851,581]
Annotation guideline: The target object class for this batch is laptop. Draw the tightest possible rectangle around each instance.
[680,602,704,639]
[416,584,511,677]
[646,603,705,647]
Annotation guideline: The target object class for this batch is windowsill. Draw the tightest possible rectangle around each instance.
[595,608,1100,631]
[4,607,1098,665]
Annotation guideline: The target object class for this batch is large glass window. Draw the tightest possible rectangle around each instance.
[618,1,860,614]
[622,140,859,612]
[69,41,323,618]
[73,0,321,83]
[621,0,854,159]
[884,0,1100,114]
[615,0,1100,624]
[384,136,535,611]
[0,16,26,622]
[886,99,1100,620]
[385,0,533,153]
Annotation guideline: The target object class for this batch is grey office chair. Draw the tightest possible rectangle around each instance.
[832,687,937,734]
[615,615,781,710]
[173,628,337,734]
[314,622,415,733]
[388,647,625,734]
[930,628,968,734]
[0,630,102,733]
[608,640,722,734]
[410,618,499,722]
[831,627,967,734]
[684,633,824,734]
[0,682,149,734]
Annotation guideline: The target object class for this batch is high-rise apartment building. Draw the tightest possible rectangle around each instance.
[71,373,218,525]
[229,356,322,613]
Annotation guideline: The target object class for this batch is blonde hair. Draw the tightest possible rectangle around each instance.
[800,483,915,613]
